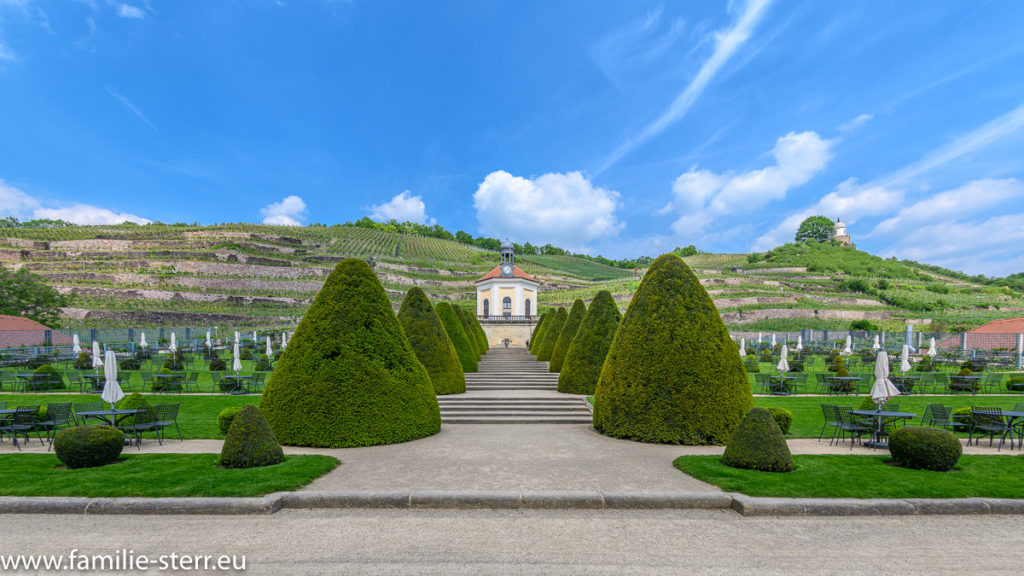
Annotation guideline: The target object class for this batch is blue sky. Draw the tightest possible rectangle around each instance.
[2,1,1024,275]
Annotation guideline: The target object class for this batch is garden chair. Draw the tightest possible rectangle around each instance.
[247,372,267,393]
[152,403,181,444]
[73,401,105,425]
[920,404,952,428]
[185,372,200,392]
[818,404,838,442]
[0,371,17,392]
[932,373,950,394]
[833,406,871,448]
[982,373,1003,394]
[119,405,158,449]
[66,372,86,393]
[36,403,74,450]
[968,407,1012,450]
[140,371,154,392]
[0,406,41,450]
[753,373,771,394]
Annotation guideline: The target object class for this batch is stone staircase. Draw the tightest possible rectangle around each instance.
[439,347,592,424]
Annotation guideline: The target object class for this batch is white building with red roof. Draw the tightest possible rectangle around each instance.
[475,240,539,319]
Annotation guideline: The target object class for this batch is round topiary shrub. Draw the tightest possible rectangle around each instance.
[218,406,245,435]
[530,310,553,355]
[558,291,622,395]
[1007,377,1024,392]
[549,299,587,373]
[54,425,125,469]
[398,287,466,395]
[951,407,972,432]
[259,258,441,448]
[765,407,793,435]
[593,254,753,445]
[219,405,285,469]
[209,357,227,371]
[119,356,141,371]
[721,407,795,472]
[888,426,962,471]
[30,364,64,391]
[152,367,181,392]
[119,392,149,413]
[536,307,567,362]
[436,302,478,373]
[162,352,184,371]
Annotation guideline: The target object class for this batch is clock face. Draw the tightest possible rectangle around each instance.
[500,263,513,276]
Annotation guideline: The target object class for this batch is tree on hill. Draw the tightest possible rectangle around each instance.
[558,291,621,394]
[593,253,752,445]
[435,302,478,372]
[795,215,834,243]
[0,268,69,328]
[530,310,552,354]
[258,258,440,447]
[536,307,567,362]
[398,288,466,395]
[549,299,587,373]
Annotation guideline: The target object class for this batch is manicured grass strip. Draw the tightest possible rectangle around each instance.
[0,454,338,497]
[0,394,260,440]
[675,454,1024,499]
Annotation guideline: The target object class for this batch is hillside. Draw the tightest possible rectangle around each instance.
[1,223,1021,333]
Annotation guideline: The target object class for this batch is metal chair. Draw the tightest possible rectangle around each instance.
[140,371,154,392]
[73,401,105,425]
[920,404,952,429]
[0,406,41,450]
[968,407,1012,450]
[982,373,1003,394]
[833,406,871,448]
[119,405,158,449]
[185,372,200,392]
[753,373,771,394]
[152,403,181,443]
[37,403,74,450]
[818,404,838,442]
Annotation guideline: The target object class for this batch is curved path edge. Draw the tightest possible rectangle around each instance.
[2,491,1023,516]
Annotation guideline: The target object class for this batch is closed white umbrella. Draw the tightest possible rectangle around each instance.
[777,344,790,373]
[206,331,212,349]
[757,332,762,345]
[770,334,777,347]
[91,341,103,369]
[873,334,880,350]
[841,335,853,356]
[169,332,177,353]
[232,341,242,374]
[253,330,257,343]
[796,335,803,352]
[72,334,82,355]
[738,338,746,357]
[870,350,900,407]
[265,335,273,357]
[927,337,937,358]
[234,331,240,344]
[900,344,912,373]
[140,332,148,349]
[101,349,124,409]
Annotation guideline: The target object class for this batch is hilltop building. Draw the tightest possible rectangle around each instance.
[475,240,539,319]
[832,218,854,247]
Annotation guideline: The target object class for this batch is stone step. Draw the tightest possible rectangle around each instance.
[438,398,583,404]
[441,415,594,424]
[439,405,590,413]
[465,385,557,391]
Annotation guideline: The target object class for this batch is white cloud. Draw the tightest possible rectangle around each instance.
[0,40,15,62]
[116,3,144,18]
[667,131,834,240]
[106,86,158,132]
[598,0,774,172]
[260,195,307,226]
[591,4,686,88]
[871,178,1024,236]
[0,179,151,225]
[881,212,1024,277]
[838,113,873,132]
[474,170,622,249]
[368,191,434,224]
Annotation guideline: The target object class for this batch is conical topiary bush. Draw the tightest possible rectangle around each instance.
[721,407,795,472]
[536,307,567,362]
[219,405,285,469]
[549,299,586,373]
[593,253,752,444]
[398,287,466,395]
[259,258,441,447]
[436,302,479,373]
[558,291,621,394]
[455,306,484,358]
[471,312,489,353]
[530,310,552,354]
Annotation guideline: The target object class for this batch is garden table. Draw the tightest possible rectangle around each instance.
[81,373,104,393]
[950,375,984,394]
[769,374,798,395]
[890,375,921,394]
[152,373,183,393]
[850,409,916,449]
[826,376,861,395]
[75,409,143,428]
[998,411,1024,450]
[220,374,250,394]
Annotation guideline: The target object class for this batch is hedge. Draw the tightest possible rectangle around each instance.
[398,287,466,395]
[54,426,125,469]
[593,253,753,444]
[530,310,553,355]
[549,299,587,373]
[557,291,621,394]
[455,306,484,359]
[536,307,567,362]
[888,426,962,471]
[721,407,795,472]
[219,405,285,469]
[436,302,479,373]
[259,258,441,447]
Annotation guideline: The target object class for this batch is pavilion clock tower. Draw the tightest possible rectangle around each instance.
[475,239,539,319]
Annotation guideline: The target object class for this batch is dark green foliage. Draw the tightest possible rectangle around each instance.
[209,357,227,371]
[743,355,760,373]
[118,356,140,370]
[54,426,125,469]
[240,347,254,361]
[549,299,586,373]
[889,426,962,471]
[0,267,68,328]
[74,352,93,370]
[765,407,793,435]
[795,215,834,243]
[118,392,149,411]
[29,364,64,390]
[530,310,553,354]
[1007,377,1024,392]
[454,306,484,358]
[721,408,795,472]
[916,357,934,372]
[253,354,272,372]
[536,307,567,362]
[558,291,621,394]
[152,367,182,391]
[259,258,440,448]
[436,302,478,373]
[849,319,879,331]
[398,287,466,395]
[593,254,753,445]
[162,352,184,371]
[218,406,244,435]
[467,309,489,352]
[219,406,285,469]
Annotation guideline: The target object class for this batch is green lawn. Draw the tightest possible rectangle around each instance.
[0,454,338,497]
[0,393,260,439]
[675,454,1024,499]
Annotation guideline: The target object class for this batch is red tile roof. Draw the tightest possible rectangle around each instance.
[476,265,538,283]
[0,315,73,349]
[970,317,1024,333]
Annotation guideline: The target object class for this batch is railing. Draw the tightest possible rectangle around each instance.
[477,315,537,324]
